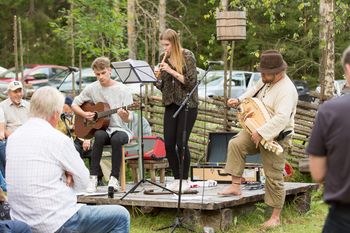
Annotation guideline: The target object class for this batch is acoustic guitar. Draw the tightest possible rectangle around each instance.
[75,102,138,139]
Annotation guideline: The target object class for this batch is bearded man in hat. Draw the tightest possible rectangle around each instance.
[219,50,298,228]
[0,81,30,176]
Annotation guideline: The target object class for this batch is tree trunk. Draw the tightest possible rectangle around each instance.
[158,0,166,52]
[70,3,75,96]
[18,17,24,80]
[13,15,19,81]
[127,0,137,59]
[319,0,335,101]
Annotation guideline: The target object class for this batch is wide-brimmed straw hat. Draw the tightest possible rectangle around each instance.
[257,50,288,74]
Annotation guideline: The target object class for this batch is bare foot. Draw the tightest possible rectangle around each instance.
[218,184,241,196]
[261,217,280,229]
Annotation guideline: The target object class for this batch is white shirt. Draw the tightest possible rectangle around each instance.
[72,81,134,139]
[0,98,30,133]
[239,75,298,141]
[6,118,90,233]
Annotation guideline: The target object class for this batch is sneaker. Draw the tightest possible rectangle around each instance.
[181,180,191,193]
[86,175,97,193]
[108,176,120,192]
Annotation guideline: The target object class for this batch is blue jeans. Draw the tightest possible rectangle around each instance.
[0,141,6,177]
[0,171,6,192]
[55,205,130,233]
[0,220,32,233]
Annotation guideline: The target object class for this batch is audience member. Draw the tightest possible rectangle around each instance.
[6,86,130,233]
[307,45,350,233]
[0,81,30,176]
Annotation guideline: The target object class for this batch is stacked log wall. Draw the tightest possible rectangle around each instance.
[142,95,318,169]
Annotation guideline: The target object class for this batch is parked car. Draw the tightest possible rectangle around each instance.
[315,79,347,97]
[198,70,256,98]
[0,64,67,94]
[292,80,313,102]
[0,64,67,83]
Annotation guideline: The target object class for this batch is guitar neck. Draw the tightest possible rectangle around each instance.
[97,107,121,119]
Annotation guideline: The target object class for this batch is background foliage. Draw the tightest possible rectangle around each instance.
[0,0,349,87]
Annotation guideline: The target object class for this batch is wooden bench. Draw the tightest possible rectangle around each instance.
[126,159,169,183]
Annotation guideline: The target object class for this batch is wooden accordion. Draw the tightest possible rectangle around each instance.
[237,97,284,155]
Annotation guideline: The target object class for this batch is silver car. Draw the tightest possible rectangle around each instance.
[198,70,260,98]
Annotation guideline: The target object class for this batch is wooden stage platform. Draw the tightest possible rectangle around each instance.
[78,182,317,210]
[78,181,318,231]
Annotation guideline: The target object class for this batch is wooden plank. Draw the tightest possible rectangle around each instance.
[77,182,318,210]
[299,158,310,173]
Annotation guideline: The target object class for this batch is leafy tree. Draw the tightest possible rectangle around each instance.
[0,0,70,67]
[50,0,128,66]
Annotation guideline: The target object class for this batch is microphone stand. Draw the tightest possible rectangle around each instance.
[57,67,78,91]
[61,114,73,139]
[156,63,213,232]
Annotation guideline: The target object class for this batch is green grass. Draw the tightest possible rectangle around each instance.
[129,190,328,233]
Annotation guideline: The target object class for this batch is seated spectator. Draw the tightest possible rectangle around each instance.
[128,111,152,137]
[57,96,104,185]
[0,108,6,177]
[6,86,130,233]
[0,81,30,176]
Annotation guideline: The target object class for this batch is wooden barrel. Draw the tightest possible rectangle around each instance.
[216,11,246,41]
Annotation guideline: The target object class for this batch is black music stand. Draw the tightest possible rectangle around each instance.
[111,59,175,200]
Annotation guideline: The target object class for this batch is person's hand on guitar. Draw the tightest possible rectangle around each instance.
[83,111,96,121]
[227,98,240,108]
[251,130,262,148]
[82,139,91,151]
[117,108,130,123]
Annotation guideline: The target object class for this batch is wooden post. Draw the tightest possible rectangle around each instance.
[221,0,229,131]
[228,41,235,99]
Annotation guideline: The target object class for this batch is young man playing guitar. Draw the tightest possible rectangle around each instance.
[72,57,133,193]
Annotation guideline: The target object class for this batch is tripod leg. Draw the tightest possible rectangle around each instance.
[120,179,144,200]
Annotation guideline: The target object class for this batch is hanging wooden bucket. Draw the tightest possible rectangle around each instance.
[216,11,246,41]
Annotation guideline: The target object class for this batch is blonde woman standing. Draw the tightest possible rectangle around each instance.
[155,29,198,192]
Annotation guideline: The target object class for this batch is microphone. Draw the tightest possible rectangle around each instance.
[67,66,79,72]
[208,61,224,66]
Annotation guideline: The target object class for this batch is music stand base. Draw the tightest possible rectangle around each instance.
[120,179,175,200]
[155,216,195,232]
